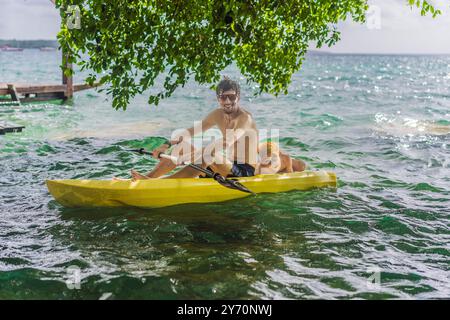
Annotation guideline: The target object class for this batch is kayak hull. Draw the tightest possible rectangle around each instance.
[46,171,337,208]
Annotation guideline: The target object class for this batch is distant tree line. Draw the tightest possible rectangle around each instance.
[0,40,58,49]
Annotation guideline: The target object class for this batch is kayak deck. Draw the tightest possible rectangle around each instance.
[46,170,337,208]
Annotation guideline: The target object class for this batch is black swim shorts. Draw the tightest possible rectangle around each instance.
[202,162,255,178]
[228,162,255,177]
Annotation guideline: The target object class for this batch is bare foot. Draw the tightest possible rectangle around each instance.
[112,177,128,181]
[131,169,150,181]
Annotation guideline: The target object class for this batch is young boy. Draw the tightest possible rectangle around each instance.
[256,141,306,175]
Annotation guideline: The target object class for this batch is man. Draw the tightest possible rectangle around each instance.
[131,77,259,179]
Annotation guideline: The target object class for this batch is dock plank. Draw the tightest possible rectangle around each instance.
[0,82,100,95]
[0,82,100,101]
[0,123,25,135]
[16,84,67,94]
[74,83,101,92]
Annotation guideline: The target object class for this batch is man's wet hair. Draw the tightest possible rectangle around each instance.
[216,76,240,97]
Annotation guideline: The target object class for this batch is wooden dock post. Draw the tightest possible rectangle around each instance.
[7,84,21,104]
[0,122,25,135]
[62,50,73,100]
[0,1,100,106]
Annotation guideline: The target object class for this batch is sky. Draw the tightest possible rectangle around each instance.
[0,0,449,54]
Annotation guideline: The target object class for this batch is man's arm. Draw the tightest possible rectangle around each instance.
[152,109,219,159]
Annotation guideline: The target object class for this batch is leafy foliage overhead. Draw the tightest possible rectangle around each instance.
[55,0,440,110]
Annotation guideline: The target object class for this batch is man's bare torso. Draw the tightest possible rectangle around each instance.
[208,107,258,166]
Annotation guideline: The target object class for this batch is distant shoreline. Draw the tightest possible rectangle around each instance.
[0,39,58,49]
[1,40,449,55]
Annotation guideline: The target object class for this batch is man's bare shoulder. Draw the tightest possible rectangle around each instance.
[204,108,223,121]
[208,108,221,115]
[240,107,252,116]
[209,108,225,117]
[238,107,254,120]
[239,108,258,128]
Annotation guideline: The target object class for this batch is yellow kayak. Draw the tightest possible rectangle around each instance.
[46,170,337,208]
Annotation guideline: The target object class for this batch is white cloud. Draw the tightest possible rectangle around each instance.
[0,0,60,40]
[314,0,450,53]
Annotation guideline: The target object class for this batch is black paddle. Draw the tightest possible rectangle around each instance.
[127,148,255,194]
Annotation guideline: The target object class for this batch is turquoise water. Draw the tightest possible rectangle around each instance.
[1,50,449,299]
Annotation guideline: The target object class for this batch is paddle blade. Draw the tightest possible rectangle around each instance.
[213,174,255,194]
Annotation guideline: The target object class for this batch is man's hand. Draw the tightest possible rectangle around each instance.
[151,144,170,159]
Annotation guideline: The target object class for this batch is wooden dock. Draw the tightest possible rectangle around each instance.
[1,24,101,104]
[0,2,100,135]
[0,123,25,135]
[0,82,99,103]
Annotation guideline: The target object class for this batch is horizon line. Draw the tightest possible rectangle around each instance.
[2,39,450,55]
